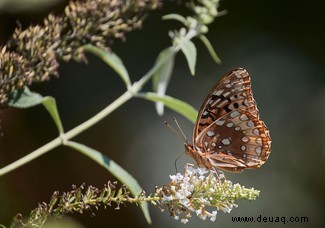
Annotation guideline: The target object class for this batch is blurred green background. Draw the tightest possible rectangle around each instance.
[0,0,324,227]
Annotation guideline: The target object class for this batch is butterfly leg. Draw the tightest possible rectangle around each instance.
[211,166,227,182]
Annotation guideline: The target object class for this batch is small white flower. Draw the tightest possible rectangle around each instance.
[179,198,190,206]
[181,218,189,224]
[169,175,176,181]
[183,176,190,182]
[209,188,215,193]
[186,165,196,175]
[195,209,202,216]
[174,215,179,220]
[223,206,232,213]
[162,195,173,202]
[188,205,196,212]
[188,184,195,191]
[200,213,207,220]
[180,182,190,190]
[176,173,184,181]
[201,168,209,175]
[210,211,217,222]
[233,183,241,188]
[199,197,208,204]
[193,178,201,186]
[182,188,191,197]
[199,175,206,181]
[175,192,184,199]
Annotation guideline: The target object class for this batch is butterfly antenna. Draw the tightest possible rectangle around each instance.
[173,117,189,144]
[164,117,188,173]
[164,120,187,143]
[174,152,185,173]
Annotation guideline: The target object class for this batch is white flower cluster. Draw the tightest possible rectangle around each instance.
[159,164,260,224]
[161,165,221,223]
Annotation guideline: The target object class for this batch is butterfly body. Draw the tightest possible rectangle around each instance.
[185,68,271,173]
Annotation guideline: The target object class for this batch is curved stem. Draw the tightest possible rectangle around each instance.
[0,90,133,176]
[0,138,61,176]
[65,90,133,139]
[0,25,197,176]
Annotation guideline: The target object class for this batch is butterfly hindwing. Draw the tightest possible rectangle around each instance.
[195,109,271,172]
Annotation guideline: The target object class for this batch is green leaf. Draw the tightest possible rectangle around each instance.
[7,87,64,134]
[65,141,151,224]
[177,38,197,75]
[42,97,64,134]
[162,14,188,26]
[152,48,176,116]
[137,92,198,123]
[8,87,43,108]
[82,45,131,88]
[199,35,222,64]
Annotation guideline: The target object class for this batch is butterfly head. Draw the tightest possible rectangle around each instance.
[184,143,213,169]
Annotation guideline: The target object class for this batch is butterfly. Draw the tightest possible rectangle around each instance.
[185,68,271,172]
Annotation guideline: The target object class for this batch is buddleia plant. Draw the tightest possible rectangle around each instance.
[0,0,263,227]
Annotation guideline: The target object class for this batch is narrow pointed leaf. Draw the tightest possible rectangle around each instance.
[7,87,64,134]
[162,14,188,26]
[42,97,64,134]
[82,45,131,87]
[178,38,197,75]
[65,141,151,224]
[199,35,222,64]
[152,48,176,116]
[137,92,198,123]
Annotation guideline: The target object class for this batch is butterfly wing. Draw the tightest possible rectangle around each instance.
[192,68,271,172]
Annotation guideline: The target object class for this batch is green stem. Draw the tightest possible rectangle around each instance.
[0,138,62,176]
[69,195,161,206]
[0,51,171,176]
[65,90,133,139]
[0,22,199,176]
[0,90,133,176]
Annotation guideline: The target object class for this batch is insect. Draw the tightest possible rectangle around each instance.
[185,68,271,172]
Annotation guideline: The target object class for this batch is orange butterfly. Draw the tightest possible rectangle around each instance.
[185,68,271,172]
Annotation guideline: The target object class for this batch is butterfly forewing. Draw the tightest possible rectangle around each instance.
[186,68,271,172]
[194,68,258,138]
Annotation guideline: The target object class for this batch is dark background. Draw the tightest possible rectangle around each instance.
[0,0,324,227]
